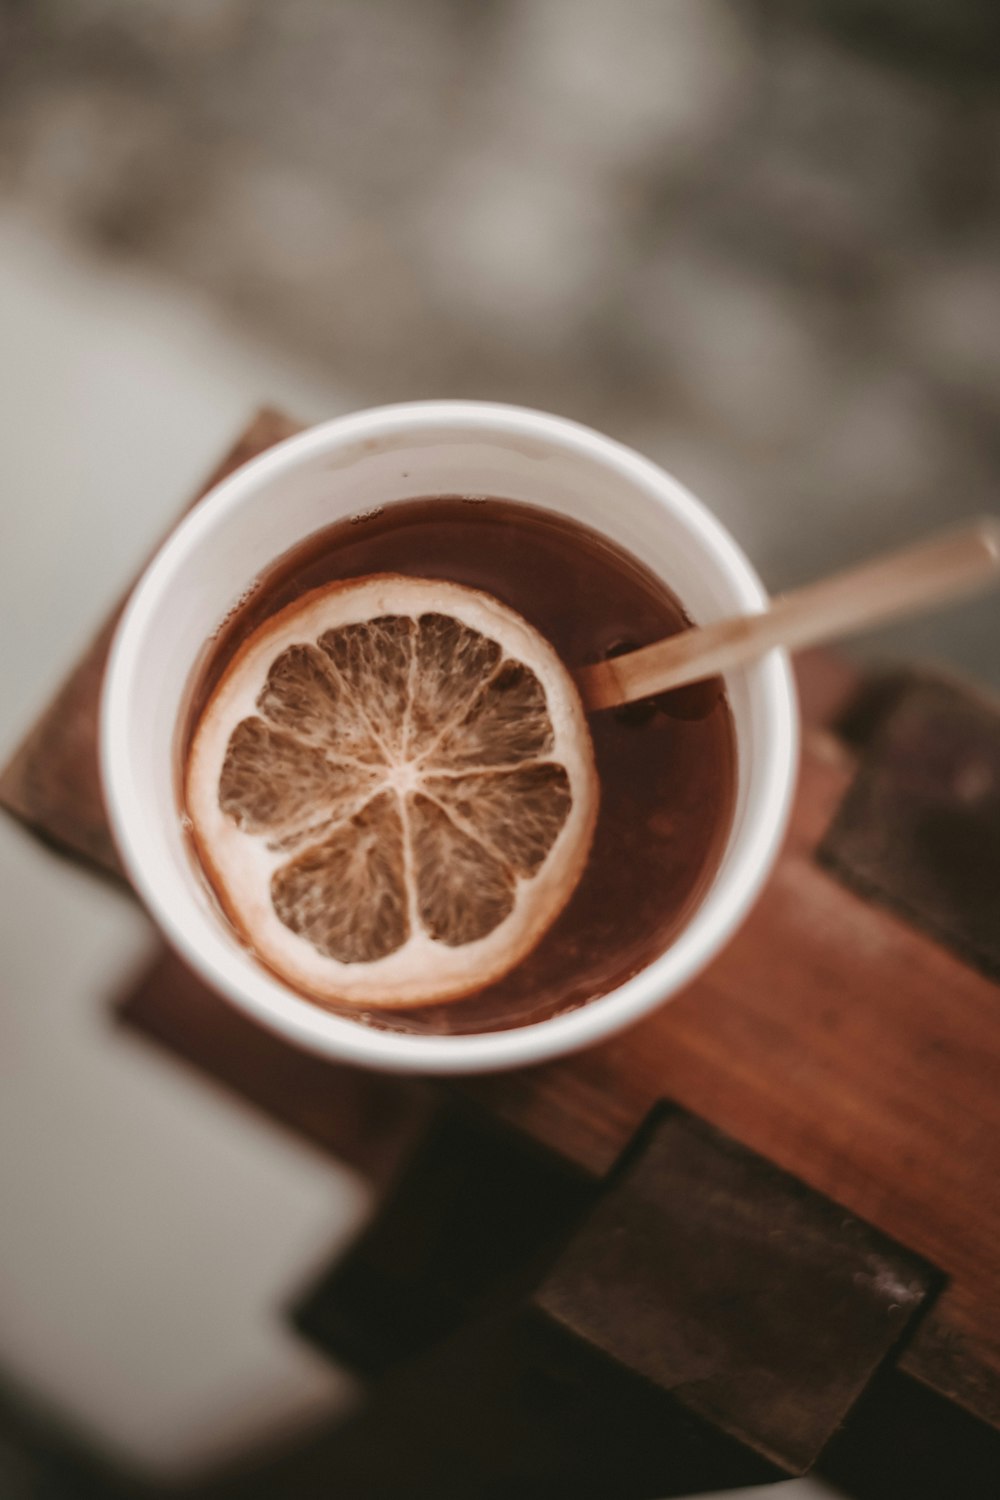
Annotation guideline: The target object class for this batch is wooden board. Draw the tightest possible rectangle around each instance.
[460,732,1000,1426]
[3,410,999,1432]
[819,673,1000,983]
[534,1108,935,1475]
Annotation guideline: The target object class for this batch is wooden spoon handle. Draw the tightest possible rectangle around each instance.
[577,518,1000,712]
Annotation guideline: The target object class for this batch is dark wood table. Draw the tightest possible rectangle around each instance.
[4,412,999,1498]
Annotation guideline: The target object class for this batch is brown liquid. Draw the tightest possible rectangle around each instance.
[183,497,737,1034]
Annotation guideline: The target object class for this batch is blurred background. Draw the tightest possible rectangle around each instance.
[1,1,998,1495]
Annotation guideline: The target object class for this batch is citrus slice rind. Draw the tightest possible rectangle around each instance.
[185,574,598,1009]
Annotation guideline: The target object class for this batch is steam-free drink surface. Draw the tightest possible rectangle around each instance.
[185,497,737,1034]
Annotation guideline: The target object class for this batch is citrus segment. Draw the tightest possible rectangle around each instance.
[272,792,410,963]
[256,644,385,763]
[219,718,378,847]
[406,614,503,755]
[423,763,573,878]
[408,792,516,946]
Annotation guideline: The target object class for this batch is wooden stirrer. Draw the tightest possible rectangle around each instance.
[577,518,1000,712]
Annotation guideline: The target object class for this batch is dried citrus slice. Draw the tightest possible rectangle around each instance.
[185,574,598,1009]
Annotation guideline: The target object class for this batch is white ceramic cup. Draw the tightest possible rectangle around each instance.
[101,401,798,1075]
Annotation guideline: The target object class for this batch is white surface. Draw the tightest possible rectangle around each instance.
[0,214,371,1480]
[103,400,797,1074]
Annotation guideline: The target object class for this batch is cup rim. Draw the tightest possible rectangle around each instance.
[101,400,798,1075]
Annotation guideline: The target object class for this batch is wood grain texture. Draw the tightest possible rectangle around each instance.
[457,731,1000,1428]
[0,408,303,877]
[535,1108,935,1475]
[820,674,1000,982]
